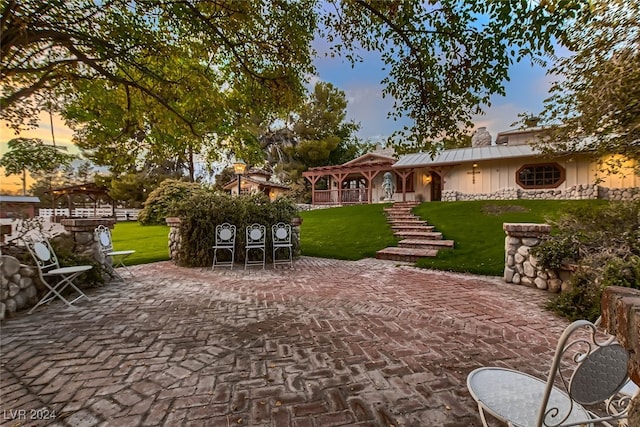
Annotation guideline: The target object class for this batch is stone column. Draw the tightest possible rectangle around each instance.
[601,286,640,426]
[60,218,116,270]
[166,217,181,262]
[503,223,563,291]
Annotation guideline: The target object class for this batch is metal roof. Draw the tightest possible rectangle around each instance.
[393,144,541,168]
[0,195,40,203]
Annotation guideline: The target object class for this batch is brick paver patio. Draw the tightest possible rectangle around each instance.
[0,257,570,427]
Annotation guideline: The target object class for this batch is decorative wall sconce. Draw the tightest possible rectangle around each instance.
[422,173,432,185]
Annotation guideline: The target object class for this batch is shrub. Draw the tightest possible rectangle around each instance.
[173,192,299,267]
[49,234,105,288]
[138,179,206,225]
[534,201,640,320]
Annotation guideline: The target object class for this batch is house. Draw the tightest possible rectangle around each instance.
[224,169,291,201]
[304,127,640,205]
[0,195,40,219]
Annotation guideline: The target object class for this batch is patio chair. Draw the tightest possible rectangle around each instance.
[95,225,135,282]
[244,223,266,270]
[467,319,632,427]
[272,222,293,268]
[212,223,236,270]
[24,234,93,314]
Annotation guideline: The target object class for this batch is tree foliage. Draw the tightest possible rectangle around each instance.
[0,137,75,176]
[533,0,640,173]
[2,0,591,164]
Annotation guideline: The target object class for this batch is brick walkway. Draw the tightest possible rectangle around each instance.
[0,257,569,427]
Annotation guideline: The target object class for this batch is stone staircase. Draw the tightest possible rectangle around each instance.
[376,202,454,262]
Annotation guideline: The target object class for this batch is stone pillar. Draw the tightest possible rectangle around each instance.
[503,223,563,292]
[601,286,640,426]
[60,218,116,270]
[166,217,181,262]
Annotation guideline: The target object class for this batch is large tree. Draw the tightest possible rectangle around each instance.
[2,0,590,162]
[532,0,640,175]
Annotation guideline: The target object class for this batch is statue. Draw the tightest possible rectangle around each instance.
[382,172,395,200]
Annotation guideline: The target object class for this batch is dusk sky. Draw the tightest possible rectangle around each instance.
[311,45,555,143]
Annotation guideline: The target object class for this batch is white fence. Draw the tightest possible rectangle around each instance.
[38,208,139,221]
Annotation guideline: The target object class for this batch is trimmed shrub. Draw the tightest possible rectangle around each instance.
[138,179,206,225]
[533,201,640,321]
[173,192,299,267]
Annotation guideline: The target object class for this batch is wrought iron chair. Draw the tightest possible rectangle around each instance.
[212,223,236,270]
[24,234,93,314]
[94,225,135,282]
[272,222,293,268]
[244,223,266,270]
[467,319,632,427]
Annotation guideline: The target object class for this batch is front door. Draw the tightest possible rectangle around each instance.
[430,173,442,201]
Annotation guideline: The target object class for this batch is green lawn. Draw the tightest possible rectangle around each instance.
[413,199,608,276]
[110,222,170,265]
[114,199,608,276]
[299,203,398,260]
[300,199,608,276]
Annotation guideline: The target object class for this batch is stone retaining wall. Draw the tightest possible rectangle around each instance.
[443,184,638,201]
[0,218,116,320]
[0,255,40,320]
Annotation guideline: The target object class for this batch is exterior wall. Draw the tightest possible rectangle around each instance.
[406,153,640,202]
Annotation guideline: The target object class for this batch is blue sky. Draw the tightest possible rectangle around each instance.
[311,46,555,144]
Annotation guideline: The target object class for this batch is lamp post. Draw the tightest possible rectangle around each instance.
[233,160,247,196]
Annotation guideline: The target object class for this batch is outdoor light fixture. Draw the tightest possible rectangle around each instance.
[469,163,480,184]
[423,173,432,185]
[233,160,247,195]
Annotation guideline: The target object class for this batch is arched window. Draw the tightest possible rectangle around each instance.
[516,163,565,189]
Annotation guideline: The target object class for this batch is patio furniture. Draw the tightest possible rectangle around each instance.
[95,225,135,282]
[24,234,93,314]
[244,223,266,270]
[467,319,631,427]
[272,222,293,268]
[212,222,236,270]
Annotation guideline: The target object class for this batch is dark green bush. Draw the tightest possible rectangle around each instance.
[138,179,206,225]
[50,234,105,287]
[173,192,299,267]
[535,201,640,320]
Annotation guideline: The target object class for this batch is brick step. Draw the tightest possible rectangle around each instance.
[376,247,438,262]
[398,239,454,249]
[384,209,416,215]
[393,230,441,239]
[391,225,436,233]
[390,220,428,226]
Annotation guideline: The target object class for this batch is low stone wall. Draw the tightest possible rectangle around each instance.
[0,255,40,320]
[503,223,571,292]
[0,218,116,320]
[443,184,638,202]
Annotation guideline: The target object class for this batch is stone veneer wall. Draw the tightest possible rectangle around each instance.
[443,184,640,202]
[503,223,571,292]
[601,286,640,426]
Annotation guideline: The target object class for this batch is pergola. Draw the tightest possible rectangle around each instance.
[302,152,421,204]
[45,183,114,219]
